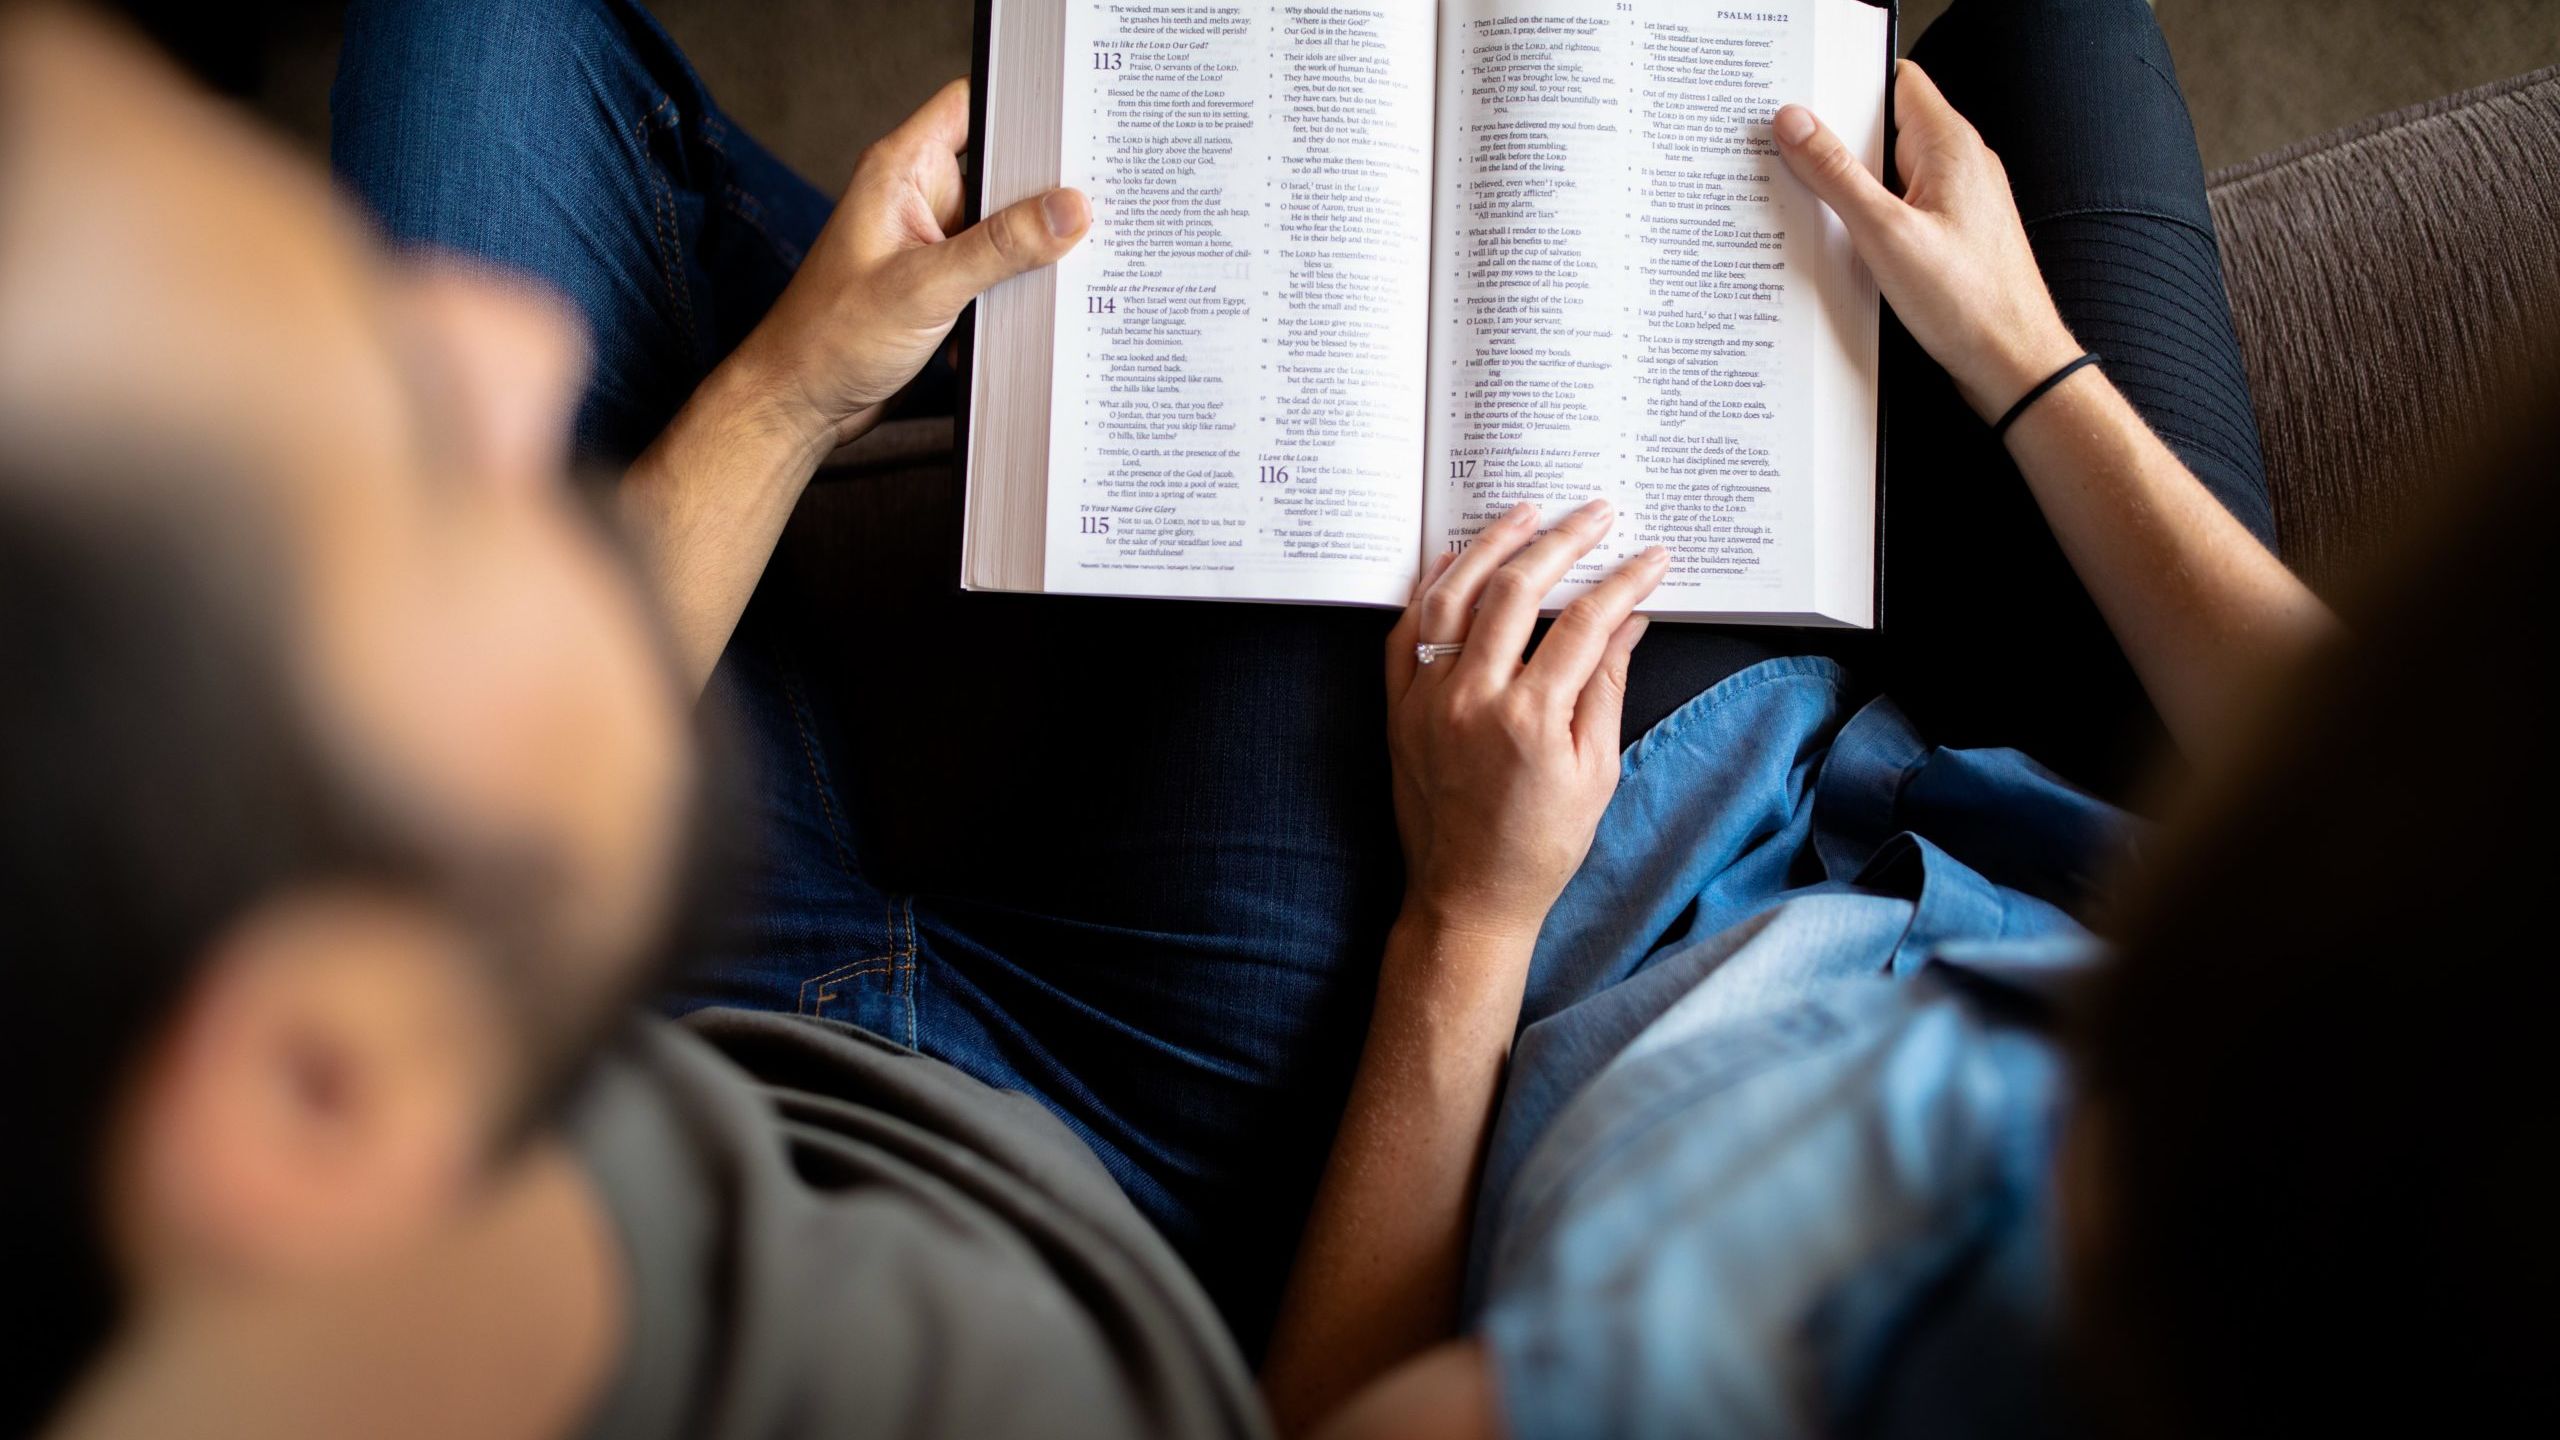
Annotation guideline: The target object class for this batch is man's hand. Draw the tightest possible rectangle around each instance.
[1383,501,1666,949]
[623,79,1086,693]
[726,78,1090,452]
[1773,60,2082,422]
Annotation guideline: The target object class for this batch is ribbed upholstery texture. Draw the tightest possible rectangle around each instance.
[2206,64,2560,593]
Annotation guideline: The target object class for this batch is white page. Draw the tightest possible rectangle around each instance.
[1044,1,1437,605]
[1425,0,1886,622]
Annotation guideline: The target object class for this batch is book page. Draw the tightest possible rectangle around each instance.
[1043,2,1438,604]
[1425,0,1886,623]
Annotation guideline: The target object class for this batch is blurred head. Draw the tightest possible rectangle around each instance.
[2067,346,2560,1434]
[0,4,694,1427]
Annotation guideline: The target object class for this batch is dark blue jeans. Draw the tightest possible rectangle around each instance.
[332,0,2269,1351]
[333,0,1398,1350]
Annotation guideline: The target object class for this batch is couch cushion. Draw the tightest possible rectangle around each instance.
[2208,65,2560,593]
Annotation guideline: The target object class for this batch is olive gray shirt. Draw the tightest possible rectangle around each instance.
[564,1009,1267,1440]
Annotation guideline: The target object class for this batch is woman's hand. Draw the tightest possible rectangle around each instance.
[1265,506,1661,1435]
[1775,62,2341,767]
[1384,500,1667,947]
[1773,60,2083,422]
[723,78,1090,453]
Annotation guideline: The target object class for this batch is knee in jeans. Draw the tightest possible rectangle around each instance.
[333,0,645,146]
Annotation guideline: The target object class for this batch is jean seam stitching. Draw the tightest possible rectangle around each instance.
[721,183,807,270]
[633,93,698,353]
[776,658,862,887]
[2135,51,2202,138]
[900,898,920,1049]
[806,959,894,984]
[2024,203,2222,249]
[696,112,807,271]
[798,956,898,1016]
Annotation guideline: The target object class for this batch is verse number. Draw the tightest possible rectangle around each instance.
[1086,294,1118,315]
[1258,464,1291,484]
[1080,515,1111,535]
[1092,51,1124,70]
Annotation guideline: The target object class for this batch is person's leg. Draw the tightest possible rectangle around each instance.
[330,0,920,1022]
[332,0,1404,1348]
[331,0,833,462]
[1879,0,2275,795]
[774,537,1407,1352]
[862,0,2268,1338]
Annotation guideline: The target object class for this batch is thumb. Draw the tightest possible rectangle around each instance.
[1572,615,1649,751]
[1772,104,1899,242]
[908,186,1090,316]
[1887,59,1970,153]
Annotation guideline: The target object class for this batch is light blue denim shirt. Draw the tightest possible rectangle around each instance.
[1469,657,2135,1440]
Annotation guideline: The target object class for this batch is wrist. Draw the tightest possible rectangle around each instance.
[1961,317,2085,426]
[1393,893,1545,953]
[629,354,835,534]
[695,338,848,469]
[1384,904,1540,995]
[1376,910,1536,1055]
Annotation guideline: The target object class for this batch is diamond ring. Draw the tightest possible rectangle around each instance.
[1415,642,1466,666]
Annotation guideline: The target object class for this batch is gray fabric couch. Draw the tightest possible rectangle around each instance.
[2209,63,2560,593]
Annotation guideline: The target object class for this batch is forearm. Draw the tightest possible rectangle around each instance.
[2002,369,2339,763]
[1261,915,1531,1438]
[620,352,872,695]
[1280,497,1653,1436]
[1766,78,2341,763]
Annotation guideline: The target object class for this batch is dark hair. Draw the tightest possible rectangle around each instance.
[2074,347,2560,1436]
[0,461,444,1433]
[0,455,722,1433]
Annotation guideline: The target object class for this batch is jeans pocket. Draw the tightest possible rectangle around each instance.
[795,898,920,1046]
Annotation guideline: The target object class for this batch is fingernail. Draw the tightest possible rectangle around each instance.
[1575,497,1614,523]
[1507,501,1538,525]
[1774,106,1817,146]
[1641,545,1669,564]
[1043,188,1089,237]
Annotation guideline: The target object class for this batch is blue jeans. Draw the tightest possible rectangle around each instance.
[333,0,1400,1349]
[332,0,2267,1350]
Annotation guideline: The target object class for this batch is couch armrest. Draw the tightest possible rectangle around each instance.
[2207,64,2560,594]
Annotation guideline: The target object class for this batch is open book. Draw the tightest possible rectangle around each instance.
[963,0,1895,626]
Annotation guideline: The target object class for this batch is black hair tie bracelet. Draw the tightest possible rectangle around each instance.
[1991,352,2102,440]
